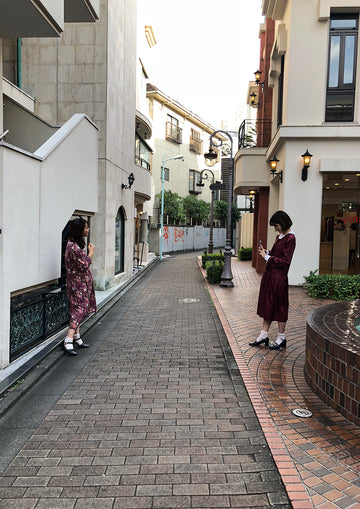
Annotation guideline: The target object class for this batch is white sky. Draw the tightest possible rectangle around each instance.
[138,0,264,130]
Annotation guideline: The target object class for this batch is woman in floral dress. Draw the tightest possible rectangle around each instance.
[63,217,96,356]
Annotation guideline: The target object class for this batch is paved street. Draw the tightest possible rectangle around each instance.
[0,252,290,509]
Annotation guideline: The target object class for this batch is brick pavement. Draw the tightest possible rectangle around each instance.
[206,258,360,509]
[0,253,291,509]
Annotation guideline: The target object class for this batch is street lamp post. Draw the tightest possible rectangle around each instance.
[204,130,234,287]
[197,169,215,254]
[160,154,183,261]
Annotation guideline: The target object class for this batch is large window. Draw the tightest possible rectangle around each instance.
[326,14,358,122]
[166,114,182,143]
[189,169,201,194]
[115,207,125,274]
[135,134,151,171]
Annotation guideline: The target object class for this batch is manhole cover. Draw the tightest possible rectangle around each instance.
[178,298,200,303]
[292,408,313,418]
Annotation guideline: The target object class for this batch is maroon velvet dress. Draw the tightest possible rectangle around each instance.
[257,233,296,322]
[65,241,97,330]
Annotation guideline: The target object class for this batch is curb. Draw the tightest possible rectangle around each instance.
[198,258,314,509]
[0,258,160,416]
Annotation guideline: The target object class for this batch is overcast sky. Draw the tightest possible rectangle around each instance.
[138,0,264,130]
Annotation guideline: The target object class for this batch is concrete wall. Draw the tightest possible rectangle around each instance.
[149,225,226,254]
[0,114,98,367]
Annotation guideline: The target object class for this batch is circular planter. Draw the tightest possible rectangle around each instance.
[305,300,360,426]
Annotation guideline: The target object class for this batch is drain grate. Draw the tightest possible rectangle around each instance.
[178,298,200,303]
[292,408,313,418]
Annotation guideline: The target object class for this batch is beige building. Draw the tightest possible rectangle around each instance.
[235,0,360,285]
[146,84,224,252]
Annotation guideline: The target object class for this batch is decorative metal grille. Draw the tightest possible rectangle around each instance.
[10,287,69,361]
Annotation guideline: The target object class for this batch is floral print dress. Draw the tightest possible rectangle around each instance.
[65,241,97,330]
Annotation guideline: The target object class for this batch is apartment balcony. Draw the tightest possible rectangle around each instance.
[238,119,273,150]
[133,156,152,202]
[166,122,182,144]
[0,0,98,38]
[189,135,203,154]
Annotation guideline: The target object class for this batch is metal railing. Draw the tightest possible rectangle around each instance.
[135,155,151,171]
[10,286,69,361]
[238,119,273,150]
[166,122,183,144]
[189,135,203,154]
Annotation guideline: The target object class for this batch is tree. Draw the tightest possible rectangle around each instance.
[156,190,183,224]
[182,196,210,224]
[214,200,241,226]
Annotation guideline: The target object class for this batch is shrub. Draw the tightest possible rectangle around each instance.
[303,270,360,300]
[238,247,252,261]
[201,252,225,268]
[205,260,224,284]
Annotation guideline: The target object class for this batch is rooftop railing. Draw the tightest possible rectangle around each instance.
[238,119,273,150]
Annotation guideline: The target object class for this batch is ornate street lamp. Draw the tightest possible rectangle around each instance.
[204,130,234,287]
[197,169,215,254]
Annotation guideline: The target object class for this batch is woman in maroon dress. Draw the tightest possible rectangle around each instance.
[63,218,96,356]
[249,210,296,350]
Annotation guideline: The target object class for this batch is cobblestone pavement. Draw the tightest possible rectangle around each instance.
[207,258,360,509]
[0,253,291,509]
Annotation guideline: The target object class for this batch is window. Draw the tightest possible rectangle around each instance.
[135,134,151,171]
[115,207,125,274]
[190,128,203,153]
[189,169,201,194]
[326,14,358,122]
[277,55,284,127]
[166,114,182,143]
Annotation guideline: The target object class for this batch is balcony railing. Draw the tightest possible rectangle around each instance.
[166,122,183,144]
[189,135,203,154]
[238,119,273,150]
[135,155,151,171]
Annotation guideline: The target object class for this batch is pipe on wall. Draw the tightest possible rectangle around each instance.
[17,38,22,89]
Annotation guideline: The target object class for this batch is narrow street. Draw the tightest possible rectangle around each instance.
[0,252,290,509]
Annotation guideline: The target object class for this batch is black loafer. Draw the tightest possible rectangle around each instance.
[249,337,269,347]
[75,342,90,348]
[63,344,77,356]
[269,339,287,350]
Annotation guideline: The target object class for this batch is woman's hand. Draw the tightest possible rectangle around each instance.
[258,245,267,259]
[88,243,95,258]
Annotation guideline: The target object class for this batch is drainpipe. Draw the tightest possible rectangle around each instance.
[16,38,22,89]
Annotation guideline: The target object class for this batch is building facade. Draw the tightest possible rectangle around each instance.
[0,0,140,368]
[235,0,360,285]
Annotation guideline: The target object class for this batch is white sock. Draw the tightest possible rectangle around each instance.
[256,330,268,342]
[64,337,74,350]
[276,333,286,345]
[74,333,80,340]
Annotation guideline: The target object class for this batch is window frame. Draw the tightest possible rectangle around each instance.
[189,169,202,194]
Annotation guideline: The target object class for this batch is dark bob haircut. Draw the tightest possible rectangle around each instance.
[269,210,293,231]
[68,217,87,249]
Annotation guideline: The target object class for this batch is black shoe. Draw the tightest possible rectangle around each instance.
[75,341,90,348]
[63,343,77,356]
[249,337,269,347]
[269,339,287,350]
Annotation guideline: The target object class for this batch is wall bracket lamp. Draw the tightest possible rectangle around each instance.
[254,69,265,91]
[122,172,135,189]
[269,156,282,183]
[249,92,258,108]
[301,149,313,181]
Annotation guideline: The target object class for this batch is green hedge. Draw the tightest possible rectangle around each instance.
[238,247,252,261]
[304,270,360,300]
[205,260,224,284]
[201,252,225,269]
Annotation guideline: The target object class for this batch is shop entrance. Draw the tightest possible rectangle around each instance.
[320,172,360,274]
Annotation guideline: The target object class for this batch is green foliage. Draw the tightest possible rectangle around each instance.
[303,270,360,300]
[205,260,224,284]
[182,196,210,224]
[214,201,241,226]
[238,247,252,261]
[156,190,183,223]
[201,252,225,268]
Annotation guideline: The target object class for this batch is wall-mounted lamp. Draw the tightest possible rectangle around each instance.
[269,156,283,183]
[122,172,135,189]
[254,69,265,91]
[249,92,258,107]
[301,149,313,182]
